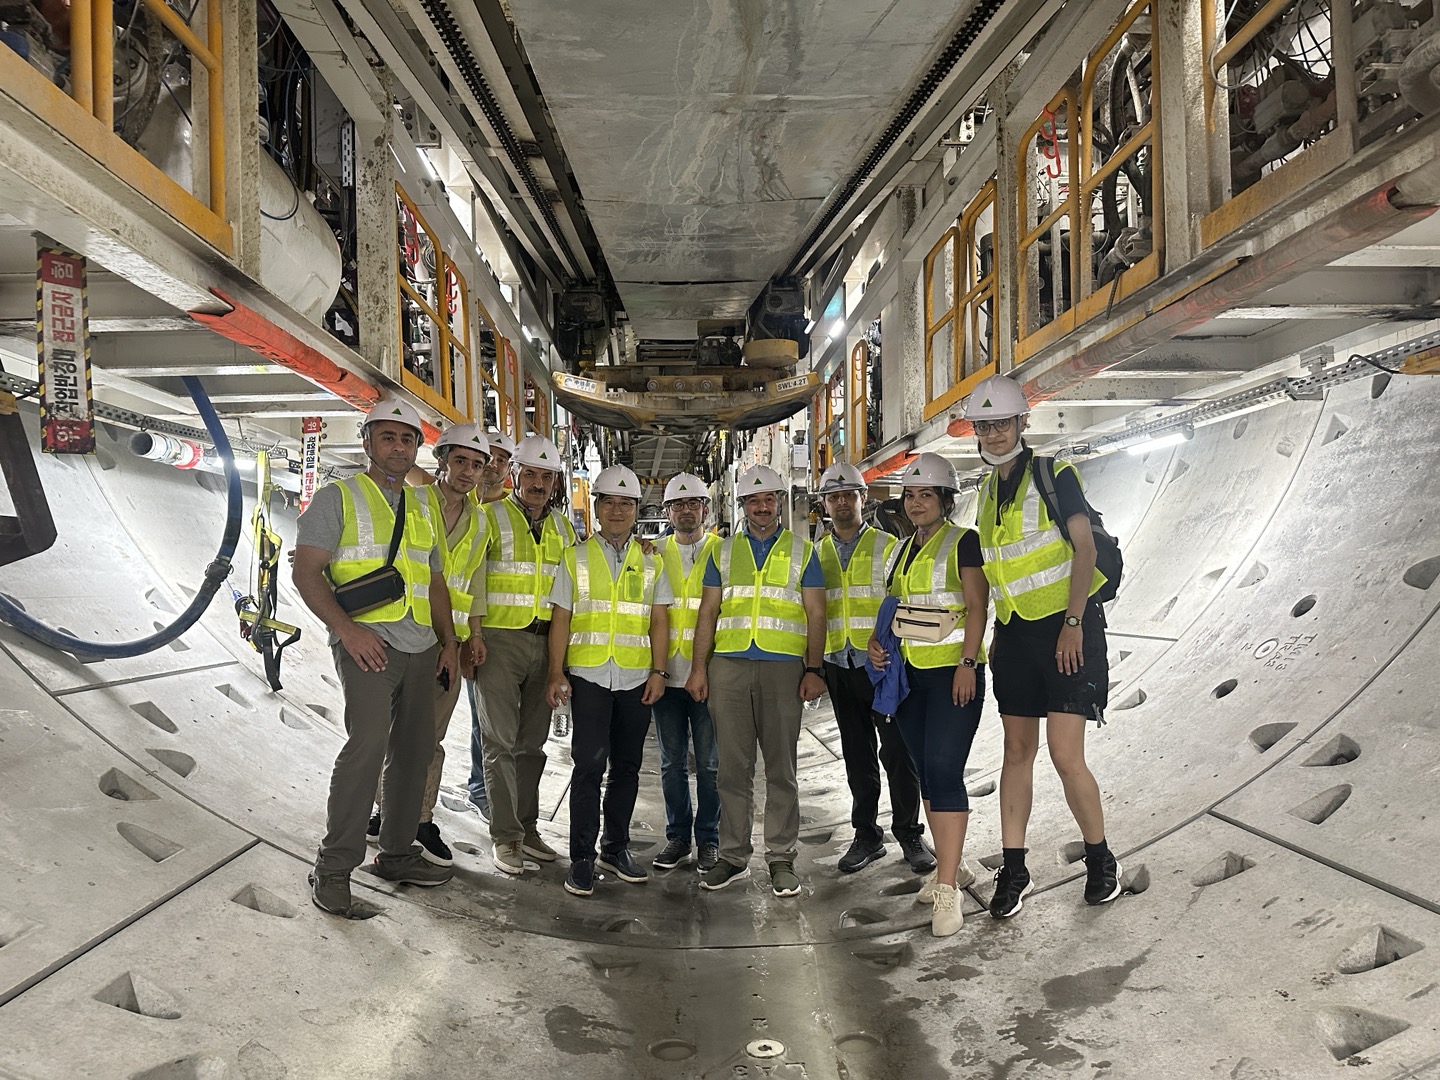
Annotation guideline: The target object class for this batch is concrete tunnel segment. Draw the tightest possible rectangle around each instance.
[0,371,1437,1077]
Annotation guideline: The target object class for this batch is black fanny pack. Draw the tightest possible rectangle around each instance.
[333,492,408,616]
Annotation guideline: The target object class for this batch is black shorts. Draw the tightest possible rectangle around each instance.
[991,610,1108,721]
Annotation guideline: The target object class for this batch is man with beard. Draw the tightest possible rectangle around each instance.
[815,462,934,877]
[472,434,577,875]
[365,422,490,866]
[294,395,459,916]
[650,472,722,874]
[686,464,828,898]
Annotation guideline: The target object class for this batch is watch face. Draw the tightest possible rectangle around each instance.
[1065,615,1080,626]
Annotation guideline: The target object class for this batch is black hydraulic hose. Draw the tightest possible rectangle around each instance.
[0,376,241,658]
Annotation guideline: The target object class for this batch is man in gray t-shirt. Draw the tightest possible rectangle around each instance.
[292,395,460,917]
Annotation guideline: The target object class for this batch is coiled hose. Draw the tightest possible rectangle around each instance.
[0,376,242,658]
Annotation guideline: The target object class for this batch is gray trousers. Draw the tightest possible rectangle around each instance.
[472,627,551,845]
[708,655,804,867]
[317,642,440,873]
[376,671,463,824]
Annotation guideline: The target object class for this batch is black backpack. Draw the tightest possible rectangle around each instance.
[1030,456,1123,604]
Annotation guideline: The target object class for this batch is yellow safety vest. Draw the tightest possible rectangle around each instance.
[424,484,487,641]
[563,536,656,671]
[886,523,987,668]
[330,475,435,626]
[482,497,577,629]
[818,527,896,655]
[662,532,721,662]
[977,458,1105,623]
[714,529,811,658]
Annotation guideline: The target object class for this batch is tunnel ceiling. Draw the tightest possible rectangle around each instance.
[503,0,985,340]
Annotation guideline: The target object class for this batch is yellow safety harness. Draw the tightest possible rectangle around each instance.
[234,450,301,689]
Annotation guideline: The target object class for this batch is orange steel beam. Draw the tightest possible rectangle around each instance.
[70,0,94,114]
[862,449,916,483]
[93,0,113,129]
[192,289,443,443]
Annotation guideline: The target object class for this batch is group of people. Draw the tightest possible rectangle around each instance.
[294,373,1121,938]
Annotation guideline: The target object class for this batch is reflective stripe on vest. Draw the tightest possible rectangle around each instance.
[818,527,895,654]
[885,522,987,668]
[565,536,656,670]
[714,529,810,657]
[662,532,721,662]
[977,459,1105,623]
[424,484,487,640]
[483,497,576,629]
[330,475,435,626]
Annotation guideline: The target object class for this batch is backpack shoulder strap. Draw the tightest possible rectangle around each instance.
[1031,456,1070,541]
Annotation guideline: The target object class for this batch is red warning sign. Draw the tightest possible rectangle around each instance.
[37,247,95,455]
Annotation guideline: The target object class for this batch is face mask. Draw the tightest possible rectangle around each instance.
[979,438,1026,466]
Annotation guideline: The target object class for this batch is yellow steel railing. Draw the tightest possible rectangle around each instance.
[396,184,472,425]
[0,0,231,251]
[924,178,998,420]
[474,299,517,438]
[848,339,869,465]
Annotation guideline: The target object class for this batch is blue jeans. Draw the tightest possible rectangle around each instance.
[466,678,487,803]
[652,685,719,846]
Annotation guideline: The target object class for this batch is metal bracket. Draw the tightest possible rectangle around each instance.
[0,390,58,568]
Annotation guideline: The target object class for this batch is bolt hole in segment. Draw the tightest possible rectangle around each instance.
[966,779,997,798]
[116,822,185,863]
[0,906,41,948]
[1291,594,1318,617]
[835,1032,882,1054]
[214,683,254,710]
[1237,561,1269,588]
[1371,372,1392,399]
[839,908,887,929]
[98,768,160,802]
[1212,678,1238,699]
[0,592,26,612]
[146,748,196,778]
[230,884,297,919]
[1334,926,1424,975]
[1058,840,1087,865]
[1233,415,1249,439]
[646,1039,696,1061]
[1120,864,1151,895]
[1287,784,1353,825]
[278,707,311,731]
[154,622,190,651]
[1113,688,1147,710]
[1300,734,1361,767]
[1190,852,1256,887]
[1402,555,1440,591]
[1320,414,1351,447]
[93,971,182,1019]
[1249,722,1297,752]
[1314,1007,1411,1061]
[131,701,178,734]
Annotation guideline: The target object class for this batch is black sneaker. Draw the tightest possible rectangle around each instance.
[838,838,886,873]
[364,812,381,846]
[696,843,719,872]
[699,860,750,891]
[989,865,1034,918]
[1084,851,1122,905]
[597,848,649,883]
[564,859,594,897]
[415,822,454,867]
[898,835,937,874]
[362,851,453,887]
[652,838,692,871]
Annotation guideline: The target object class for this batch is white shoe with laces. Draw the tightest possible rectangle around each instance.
[917,861,976,904]
[930,883,963,937]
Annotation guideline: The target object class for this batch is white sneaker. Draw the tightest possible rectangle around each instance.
[931,883,963,936]
[917,861,975,904]
[492,840,525,875]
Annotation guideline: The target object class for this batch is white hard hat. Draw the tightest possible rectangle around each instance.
[899,452,959,491]
[435,422,490,458]
[664,472,709,503]
[818,462,867,494]
[486,430,516,457]
[364,394,425,442]
[592,464,642,500]
[736,464,786,496]
[963,375,1030,420]
[512,433,563,472]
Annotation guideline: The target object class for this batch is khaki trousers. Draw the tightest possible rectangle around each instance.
[708,655,804,867]
[376,671,464,824]
[472,627,551,845]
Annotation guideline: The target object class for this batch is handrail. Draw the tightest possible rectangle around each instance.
[1211,0,1292,73]
[138,0,225,218]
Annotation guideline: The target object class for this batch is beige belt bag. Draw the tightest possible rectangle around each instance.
[891,604,959,643]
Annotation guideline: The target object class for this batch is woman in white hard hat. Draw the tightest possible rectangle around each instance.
[866,452,988,936]
[965,375,1120,919]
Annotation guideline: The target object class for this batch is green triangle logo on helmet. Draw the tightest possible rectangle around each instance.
[619,478,628,487]
[981,398,992,408]
[390,407,402,415]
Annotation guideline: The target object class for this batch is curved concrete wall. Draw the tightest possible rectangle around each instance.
[0,375,1437,1078]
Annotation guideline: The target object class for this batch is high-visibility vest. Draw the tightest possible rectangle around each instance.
[714,529,811,657]
[482,497,577,629]
[977,458,1105,623]
[563,536,656,670]
[886,523,987,669]
[330,475,435,626]
[662,532,721,662]
[818,527,895,655]
[423,484,487,641]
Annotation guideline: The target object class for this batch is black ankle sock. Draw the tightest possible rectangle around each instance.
[1002,847,1028,872]
[1084,839,1110,859]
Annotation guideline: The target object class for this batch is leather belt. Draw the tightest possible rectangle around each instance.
[519,619,551,636]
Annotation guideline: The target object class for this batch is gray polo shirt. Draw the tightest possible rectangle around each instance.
[296,481,442,653]
[549,534,668,691]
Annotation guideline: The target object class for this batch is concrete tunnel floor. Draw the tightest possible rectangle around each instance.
[1,371,1439,1079]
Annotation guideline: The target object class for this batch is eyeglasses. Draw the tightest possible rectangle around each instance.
[972,418,1015,434]
[668,499,705,510]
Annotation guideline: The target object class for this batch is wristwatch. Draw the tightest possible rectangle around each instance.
[960,657,977,668]
[804,666,824,677]
[1064,615,1081,627]
[649,669,669,679]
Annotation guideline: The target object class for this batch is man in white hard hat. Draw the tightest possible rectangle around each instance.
[363,422,489,867]
[293,394,460,916]
[686,463,827,898]
[544,464,669,896]
[650,472,722,874]
[471,433,577,874]
[965,374,1120,917]
[815,462,935,877]
[463,427,519,823]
